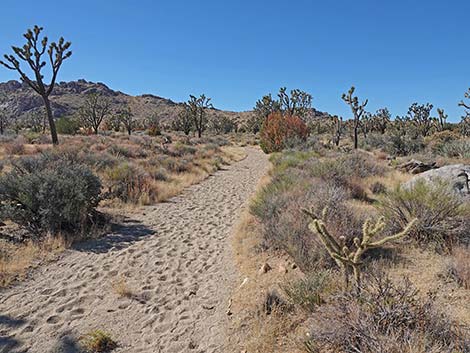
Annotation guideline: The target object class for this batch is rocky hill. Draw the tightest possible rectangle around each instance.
[0,79,330,129]
[0,79,253,127]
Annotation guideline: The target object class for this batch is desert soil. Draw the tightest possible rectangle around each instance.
[0,147,269,353]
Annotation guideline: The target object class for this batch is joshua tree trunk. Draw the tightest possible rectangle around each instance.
[354,122,359,149]
[42,96,58,144]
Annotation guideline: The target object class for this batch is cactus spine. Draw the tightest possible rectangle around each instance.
[303,207,417,294]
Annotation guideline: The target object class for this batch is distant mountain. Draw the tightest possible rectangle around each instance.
[0,79,330,128]
[0,79,254,127]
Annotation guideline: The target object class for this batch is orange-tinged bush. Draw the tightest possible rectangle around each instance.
[259,112,309,153]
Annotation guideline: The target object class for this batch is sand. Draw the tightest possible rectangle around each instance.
[0,147,269,353]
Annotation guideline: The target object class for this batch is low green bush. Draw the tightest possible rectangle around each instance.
[56,117,80,135]
[0,154,101,237]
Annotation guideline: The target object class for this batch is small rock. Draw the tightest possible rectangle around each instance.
[291,262,297,269]
[278,264,288,274]
[239,277,249,288]
[258,262,271,274]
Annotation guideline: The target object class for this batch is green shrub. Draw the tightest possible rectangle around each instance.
[56,117,80,135]
[386,132,425,156]
[439,139,470,159]
[380,180,469,250]
[425,130,461,153]
[0,154,101,236]
[172,142,197,156]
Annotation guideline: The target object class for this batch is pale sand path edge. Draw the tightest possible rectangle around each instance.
[0,147,269,353]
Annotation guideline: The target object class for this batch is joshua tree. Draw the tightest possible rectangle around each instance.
[342,86,368,149]
[436,108,448,132]
[371,108,391,134]
[188,94,212,138]
[458,89,470,136]
[303,207,417,295]
[78,93,111,134]
[332,115,343,147]
[119,106,134,135]
[0,26,72,145]
[252,88,313,133]
[404,103,434,137]
[458,88,470,112]
[278,87,312,118]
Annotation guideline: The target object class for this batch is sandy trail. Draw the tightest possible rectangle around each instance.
[0,147,269,353]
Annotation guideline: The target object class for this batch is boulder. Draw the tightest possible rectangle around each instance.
[405,164,470,199]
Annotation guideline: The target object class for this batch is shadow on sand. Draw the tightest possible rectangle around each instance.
[0,314,26,353]
[73,218,155,254]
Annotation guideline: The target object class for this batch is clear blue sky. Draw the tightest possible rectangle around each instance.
[1,0,469,121]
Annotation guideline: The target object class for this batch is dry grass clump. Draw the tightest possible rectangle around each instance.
[380,180,470,251]
[80,329,117,353]
[3,137,26,155]
[0,235,68,286]
[111,275,134,298]
[305,274,470,353]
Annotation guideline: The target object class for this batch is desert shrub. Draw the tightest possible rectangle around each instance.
[79,152,120,171]
[4,138,26,155]
[263,289,288,315]
[305,275,470,353]
[303,152,384,200]
[56,117,80,135]
[172,142,197,156]
[425,130,461,153]
[147,166,168,181]
[104,162,154,203]
[0,154,101,236]
[269,150,318,174]
[197,136,229,147]
[282,270,333,312]
[80,329,117,353]
[259,112,309,153]
[439,139,470,159]
[380,180,470,250]
[370,181,386,194]
[360,133,390,150]
[108,144,135,158]
[250,171,364,271]
[386,132,425,156]
[307,151,385,181]
[448,246,470,289]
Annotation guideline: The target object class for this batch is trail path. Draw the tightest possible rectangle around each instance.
[0,147,269,353]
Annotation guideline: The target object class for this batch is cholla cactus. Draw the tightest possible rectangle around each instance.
[303,207,417,294]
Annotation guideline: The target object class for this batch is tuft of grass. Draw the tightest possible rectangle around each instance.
[380,180,470,251]
[80,329,117,353]
[0,235,68,287]
[282,270,335,312]
[111,275,134,298]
